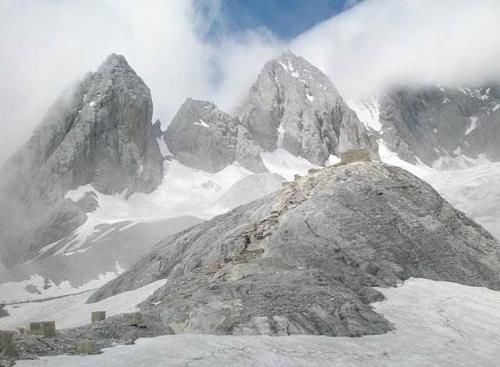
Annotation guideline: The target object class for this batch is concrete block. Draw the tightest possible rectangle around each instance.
[126,312,143,326]
[0,331,16,356]
[340,149,371,164]
[29,321,56,337]
[91,311,106,323]
[76,340,97,354]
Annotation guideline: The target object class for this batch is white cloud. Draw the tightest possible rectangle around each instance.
[292,0,500,99]
[0,0,279,163]
[0,0,499,163]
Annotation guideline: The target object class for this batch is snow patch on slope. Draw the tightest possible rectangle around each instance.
[261,148,319,180]
[347,98,382,132]
[424,162,500,239]
[16,278,500,367]
[0,280,166,330]
[61,161,252,253]
[0,262,125,304]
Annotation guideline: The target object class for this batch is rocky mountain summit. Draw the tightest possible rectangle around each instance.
[89,160,500,336]
[0,54,163,266]
[238,50,378,165]
[164,51,379,174]
[377,85,500,165]
[165,99,266,173]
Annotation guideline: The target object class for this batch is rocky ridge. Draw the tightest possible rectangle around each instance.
[377,84,500,165]
[238,50,379,165]
[89,161,500,336]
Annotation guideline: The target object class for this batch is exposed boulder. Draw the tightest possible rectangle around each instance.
[165,99,266,173]
[89,162,500,336]
[238,50,378,165]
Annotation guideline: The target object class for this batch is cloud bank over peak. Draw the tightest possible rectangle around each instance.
[0,0,499,163]
[293,0,500,98]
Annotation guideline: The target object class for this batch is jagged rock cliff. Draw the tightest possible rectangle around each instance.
[89,161,500,336]
[165,99,266,173]
[238,50,378,165]
[378,85,500,165]
[0,54,163,266]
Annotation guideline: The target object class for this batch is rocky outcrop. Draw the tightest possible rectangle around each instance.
[379,85,500,165]
[238,50,378,165]
[0,54,164,266]
[165,99,266,173]
[89,161,500,337]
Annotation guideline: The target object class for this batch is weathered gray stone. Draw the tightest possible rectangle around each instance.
[165,99,266,173]
[379,84,500,165]
[239,50,379,165]
[0,54,164,267]
[89,162,500,337]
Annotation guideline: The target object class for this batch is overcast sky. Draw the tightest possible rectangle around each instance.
[1,0,499,163]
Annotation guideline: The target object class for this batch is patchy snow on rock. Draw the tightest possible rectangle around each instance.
[325,154,340,166]
[60,160,252,253]
[156,137,170,157]
[347,98,382,132]
[378,141,432,179]
[0,262,125,304]
[15,278,500,367]
[193,118,210,128]
[0,279,166,331]
[261,148,318,181]
[465,116,479,135]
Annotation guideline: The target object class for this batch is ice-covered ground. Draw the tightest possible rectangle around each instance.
[261,148,319,180]
[62,160,252,252]
[15,278,500,367]
[424,162,500,239]
[0,280,166,330]
[0,262,124,304]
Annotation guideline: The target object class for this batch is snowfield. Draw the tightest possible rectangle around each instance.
[14,278,500,367]
[0,263,124,304]
[0,280,166,330]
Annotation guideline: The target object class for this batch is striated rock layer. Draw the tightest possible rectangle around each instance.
[90,161,500,337]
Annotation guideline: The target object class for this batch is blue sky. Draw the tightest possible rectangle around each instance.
[200,0,357,41]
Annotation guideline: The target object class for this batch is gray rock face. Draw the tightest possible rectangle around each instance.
[379,85,500,164]
[89,162,500,337]
[239,50,378,165]
[165,99,266,173]
[0,54,164,266]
